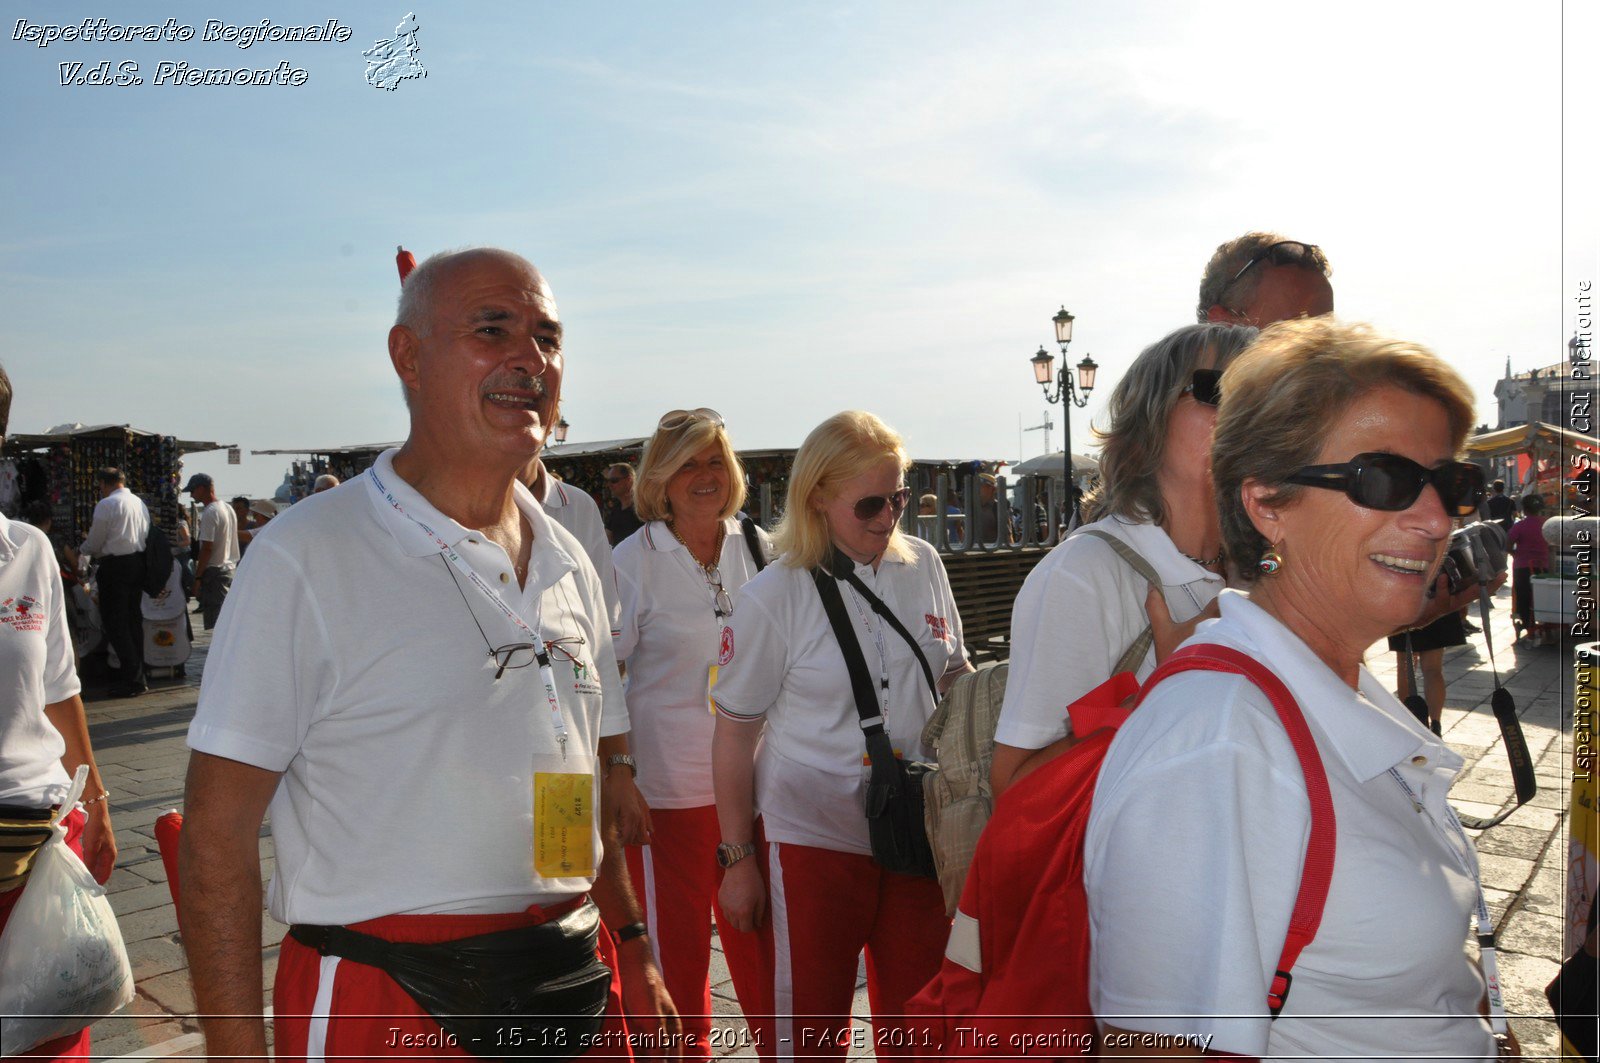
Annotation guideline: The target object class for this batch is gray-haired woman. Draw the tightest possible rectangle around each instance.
[991,323,1259,796]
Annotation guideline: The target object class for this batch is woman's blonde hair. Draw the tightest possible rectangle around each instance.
[1084,323,1260,526]
[1212,317,1477,578]
[634,415,747,523]
[772,411,912,570]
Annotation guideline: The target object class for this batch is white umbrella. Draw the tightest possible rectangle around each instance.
[1010,450,1098,478]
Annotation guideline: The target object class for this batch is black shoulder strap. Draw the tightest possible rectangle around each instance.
[812,567,899,765]
[740,516,767,572]
[831,560,938,700]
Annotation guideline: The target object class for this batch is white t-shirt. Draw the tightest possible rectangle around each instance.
[187,450,628,925]
[613,518,769,808]
[536,477,620,636]
[994,515,1224,750]
[0,513,79,806]
[195,499,240,570]
[79,485,149,558]
[0,515,78,806]
[1084,591,1493,1061]
[712,537,968,855]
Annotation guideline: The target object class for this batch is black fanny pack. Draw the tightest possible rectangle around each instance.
[289,898,611,1061]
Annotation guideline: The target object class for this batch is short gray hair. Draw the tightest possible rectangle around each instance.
[1196,232,1331,322]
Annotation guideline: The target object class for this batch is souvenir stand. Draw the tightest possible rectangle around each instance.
[1,423,229,542]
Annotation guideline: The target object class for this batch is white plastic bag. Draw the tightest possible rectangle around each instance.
[0,766,134,1056]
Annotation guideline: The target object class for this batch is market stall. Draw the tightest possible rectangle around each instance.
[2,423,230,542]
[1465,421,1599,510]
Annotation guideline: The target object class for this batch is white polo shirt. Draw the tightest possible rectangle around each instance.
[195,499,240,570]
[536,476,619,636]
[1084,591,1493,1061]
[712,537,968,855]
[994,515,1224,750]
[0,513,78,806]
[187,450,628,925]
[79,485,149,558]
[613,519,769,808]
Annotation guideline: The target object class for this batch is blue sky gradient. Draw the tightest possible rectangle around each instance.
[1,2,1584,497]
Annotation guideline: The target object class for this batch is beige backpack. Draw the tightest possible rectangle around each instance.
[920,530,1159,915]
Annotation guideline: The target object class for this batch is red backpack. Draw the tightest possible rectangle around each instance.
[908,644,1337,1060]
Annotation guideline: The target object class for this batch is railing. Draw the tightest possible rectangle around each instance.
[750,471,1067,554]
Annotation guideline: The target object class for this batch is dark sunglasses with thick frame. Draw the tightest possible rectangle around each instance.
[852,487,912,522]
[1222,239,1323,300]
[1284,452,1485,518]
[1183,369,1223,407]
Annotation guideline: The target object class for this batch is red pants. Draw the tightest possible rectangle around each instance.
[767,842,948,1060]
[625,806,774,1061]
[274,899,634,1062]
[0,808,92,1060]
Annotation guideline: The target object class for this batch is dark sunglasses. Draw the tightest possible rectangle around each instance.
[1285,452,1485,517]
[1223,239,1322,296]
[853,487,912,521]
[1183,369,1222,406]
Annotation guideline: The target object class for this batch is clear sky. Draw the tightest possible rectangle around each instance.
[2,1,1591,499]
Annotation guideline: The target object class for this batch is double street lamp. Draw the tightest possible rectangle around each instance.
[1029,306,1098,527]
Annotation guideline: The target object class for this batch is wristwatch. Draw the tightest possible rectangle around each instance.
[716,841,757,869]
[606,753,637,778]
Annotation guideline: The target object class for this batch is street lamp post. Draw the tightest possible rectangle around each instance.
[1029,306,1098,528]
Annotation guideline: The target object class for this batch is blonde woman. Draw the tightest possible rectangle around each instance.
[712,411,972,1059]
[612,408,774,1058]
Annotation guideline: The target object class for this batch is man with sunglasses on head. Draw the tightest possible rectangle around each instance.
[1197,232,1334,328]
[604,463,645,545]
[180,248,677,1063]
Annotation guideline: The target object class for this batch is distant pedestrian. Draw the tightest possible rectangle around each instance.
[312,473,340,493]
[183,474,238,629]
[604,461,644,544]
[79,466,150,696]
[1507,493,1551,642]
[1485,479,1516,531]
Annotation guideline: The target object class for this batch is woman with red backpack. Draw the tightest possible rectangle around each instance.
[1086,320,1509,1058]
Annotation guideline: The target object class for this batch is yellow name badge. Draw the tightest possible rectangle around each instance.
[534,771,596,879]
[707,664,719,714]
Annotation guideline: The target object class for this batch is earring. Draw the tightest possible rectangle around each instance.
[1258,544,1284,575]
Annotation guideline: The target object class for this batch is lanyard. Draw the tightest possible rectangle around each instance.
[845,583,890,712]
[1386,766,1508,1039]
[368,466,569,756]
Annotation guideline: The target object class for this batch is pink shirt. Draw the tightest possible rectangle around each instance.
[1506,515,1549,570]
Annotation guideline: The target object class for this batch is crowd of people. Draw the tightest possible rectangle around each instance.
[0,229,1587,1063]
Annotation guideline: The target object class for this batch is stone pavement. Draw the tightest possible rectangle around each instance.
[64,587,1590,1060]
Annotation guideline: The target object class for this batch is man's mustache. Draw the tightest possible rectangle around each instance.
[481,373,547,397]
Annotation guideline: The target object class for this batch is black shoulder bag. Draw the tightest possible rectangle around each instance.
[289,897,611,1060]
[740,515,768,572]
[813,549,940,878]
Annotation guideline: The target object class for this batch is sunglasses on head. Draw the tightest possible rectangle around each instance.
[658,407,725,432]
[1183,369,1222,406]
[1222,239,1322,297]
[852,487,912,521]
[1285,452,1485,517]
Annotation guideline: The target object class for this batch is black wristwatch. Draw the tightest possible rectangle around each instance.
[716,841,756,869]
